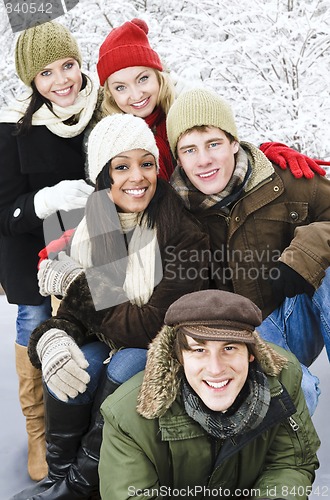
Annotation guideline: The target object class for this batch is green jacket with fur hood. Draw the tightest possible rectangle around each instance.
[99,328,320,500]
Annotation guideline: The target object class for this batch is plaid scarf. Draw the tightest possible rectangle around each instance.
[170,146,250,212]
[181,361,271,439]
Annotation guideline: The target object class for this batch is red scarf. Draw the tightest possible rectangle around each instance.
[144,106,175,181]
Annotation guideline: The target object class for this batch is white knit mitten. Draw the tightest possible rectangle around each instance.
[38,252,83,297]
[34,179,94,219]
[36,329,90,402]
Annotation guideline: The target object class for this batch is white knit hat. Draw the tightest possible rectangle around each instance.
[87,114,159,184]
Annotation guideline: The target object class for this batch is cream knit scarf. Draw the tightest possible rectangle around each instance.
[70,212,158,307]
[0,73,98,138]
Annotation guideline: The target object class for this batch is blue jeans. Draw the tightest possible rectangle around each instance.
[257,267,330,415]
[58,345,147,405]
[106,348,148,384]
[16,297,52,346]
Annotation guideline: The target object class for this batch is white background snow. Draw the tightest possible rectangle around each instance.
[0,0,330,163]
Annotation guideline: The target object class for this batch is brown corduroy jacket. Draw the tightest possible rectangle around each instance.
[28,200,210,368]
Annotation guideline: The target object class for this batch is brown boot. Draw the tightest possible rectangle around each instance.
[15,343,48,481]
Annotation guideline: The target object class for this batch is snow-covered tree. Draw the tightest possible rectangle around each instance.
[1,0,329,162]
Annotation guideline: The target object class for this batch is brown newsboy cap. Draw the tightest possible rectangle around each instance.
[164,290,262,343]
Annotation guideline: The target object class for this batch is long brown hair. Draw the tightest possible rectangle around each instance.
[15,73,89,136]
[85,166,186,271]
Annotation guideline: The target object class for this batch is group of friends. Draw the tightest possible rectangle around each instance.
[0,16,329,500]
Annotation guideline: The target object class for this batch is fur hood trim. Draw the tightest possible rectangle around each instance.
[137,325,182,419]
[251,331,288,376]
[137,325,287,419]
[240,141,275,191]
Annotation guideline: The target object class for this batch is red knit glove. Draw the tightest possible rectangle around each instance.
[260,142,329,179]
[38,228,75,269]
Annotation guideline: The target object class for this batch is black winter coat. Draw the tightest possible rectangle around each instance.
[0,123,86,304]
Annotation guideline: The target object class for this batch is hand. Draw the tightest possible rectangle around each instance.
[36,328,90,402]
[34,179,94,219]
[38,251,83,297]
[38,229,75,266]
[260,142,327,179]
[270,261,315,302]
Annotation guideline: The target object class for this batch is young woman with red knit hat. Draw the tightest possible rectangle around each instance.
[95,18,328,182]
[97,18,176,182]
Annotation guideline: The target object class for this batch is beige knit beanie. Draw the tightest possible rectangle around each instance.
[166,88,239,157]
[87,114,160,185]
[15,21,82,86]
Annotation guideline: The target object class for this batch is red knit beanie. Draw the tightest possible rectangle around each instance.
[97,18,163,86]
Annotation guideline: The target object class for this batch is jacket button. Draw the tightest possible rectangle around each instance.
[13,208,21,217]
[273,186,280,192]
[235,216,240,222]
[290,211,299,221]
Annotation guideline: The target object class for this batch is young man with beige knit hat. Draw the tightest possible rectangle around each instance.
[99,289,320,500]
[164,87,330,416]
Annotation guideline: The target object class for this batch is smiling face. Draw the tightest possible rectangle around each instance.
[181,336,254,412]
[106,66,160,118]
[177,126,239,195]
[108,149,157,213]
[34,57,82,107]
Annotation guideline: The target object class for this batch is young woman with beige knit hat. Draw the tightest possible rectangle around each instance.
[11,113,209,499]
[0,21,98,481]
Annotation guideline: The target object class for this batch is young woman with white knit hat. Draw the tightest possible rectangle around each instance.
[12,113,209,499]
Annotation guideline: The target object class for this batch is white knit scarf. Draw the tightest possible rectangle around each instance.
[0,72,98,138]
[70,212,158,307]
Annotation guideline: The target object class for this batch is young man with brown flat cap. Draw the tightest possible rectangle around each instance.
[99,290,320,500]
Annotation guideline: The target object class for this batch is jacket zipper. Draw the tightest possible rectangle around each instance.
[288,416,299,431]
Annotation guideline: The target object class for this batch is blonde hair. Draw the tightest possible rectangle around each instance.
[101,68,175,117]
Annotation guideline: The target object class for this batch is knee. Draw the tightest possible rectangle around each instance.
[106,348,147,384]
